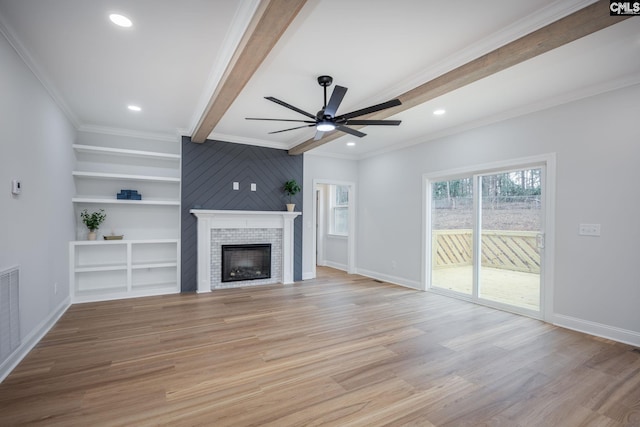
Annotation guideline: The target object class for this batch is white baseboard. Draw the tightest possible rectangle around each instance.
[356,268,422,290]
[553,314,640,347]
[0,296,71,383]
[324,261,348,272]
[302,272,315,280]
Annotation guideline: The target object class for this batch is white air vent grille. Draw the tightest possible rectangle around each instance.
[0,267,20,363]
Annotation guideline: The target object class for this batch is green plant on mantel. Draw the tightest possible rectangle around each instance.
[80,209,106,231]
[283,179,301,203]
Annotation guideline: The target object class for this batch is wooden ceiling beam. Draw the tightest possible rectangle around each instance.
[191,0,307,143]
[288,0,630,155]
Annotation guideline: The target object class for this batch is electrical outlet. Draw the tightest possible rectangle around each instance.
[251,183,256,192]
[579,223,601,236]
[391,260,397,269]
[232,182,239,190]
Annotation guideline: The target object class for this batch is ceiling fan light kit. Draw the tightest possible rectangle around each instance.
[316,121,335,132]
[246,75,402,140]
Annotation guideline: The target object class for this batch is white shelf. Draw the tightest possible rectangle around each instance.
[75,264,128,273]
[76,284,128,294]
[73,144,180,160]
[72,197,180,206]
[72,239,179,245]
[72,171,180,183]
[132,262,178,270]
[131,282,178,290]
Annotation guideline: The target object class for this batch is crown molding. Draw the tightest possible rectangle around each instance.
[0,12,80,128]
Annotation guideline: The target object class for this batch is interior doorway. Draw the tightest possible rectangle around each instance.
[312,180,356,278]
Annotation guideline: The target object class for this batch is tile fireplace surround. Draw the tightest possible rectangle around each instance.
[190,210,301,293]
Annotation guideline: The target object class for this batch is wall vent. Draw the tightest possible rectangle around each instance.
[0,267,20,364]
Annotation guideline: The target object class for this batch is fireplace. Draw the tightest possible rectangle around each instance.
[190,210,301,292]
[222,244,271,282]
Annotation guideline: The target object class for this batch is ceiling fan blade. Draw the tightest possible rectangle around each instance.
[336,98,402,121]
[343,119,401,126]
[324,85,347,117]
[265,96,315,119]
[314,130,325,141]
[268,124,316,134]
[246,118,315,123]
[336,125,366,138]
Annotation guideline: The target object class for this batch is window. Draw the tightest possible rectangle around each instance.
[330,185,349,236]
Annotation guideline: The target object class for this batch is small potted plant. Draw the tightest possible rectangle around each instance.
[80,209,106,240]
[283,179,301,212]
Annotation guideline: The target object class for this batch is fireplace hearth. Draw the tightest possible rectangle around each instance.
[222,244,271,283]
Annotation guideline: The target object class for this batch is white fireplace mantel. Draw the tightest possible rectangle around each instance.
[190,210,301,293]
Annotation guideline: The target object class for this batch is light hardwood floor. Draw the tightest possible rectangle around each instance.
[1,267,639,426]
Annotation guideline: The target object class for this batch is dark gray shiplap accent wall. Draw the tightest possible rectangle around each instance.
[181,136,303,292]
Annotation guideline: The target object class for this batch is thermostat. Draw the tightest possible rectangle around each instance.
[11,179,21,195]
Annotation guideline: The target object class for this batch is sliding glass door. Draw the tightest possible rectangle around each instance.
[429,165,545,317]
[431,177,474,296]
[479,169,542,312]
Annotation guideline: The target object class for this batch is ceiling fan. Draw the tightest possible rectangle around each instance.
[246,75,402,141]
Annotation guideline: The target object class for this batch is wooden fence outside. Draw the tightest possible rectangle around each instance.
[433,229,540,273]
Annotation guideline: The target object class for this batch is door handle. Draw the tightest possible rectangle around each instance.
[536,233,545,249]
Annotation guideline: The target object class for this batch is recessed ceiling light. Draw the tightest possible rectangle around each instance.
[109,14,132,28]
[433,109,446,116]
[346,142,356,147]
[127,105,141,112]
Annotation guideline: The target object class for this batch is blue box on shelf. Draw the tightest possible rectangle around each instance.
[116,189,142,200]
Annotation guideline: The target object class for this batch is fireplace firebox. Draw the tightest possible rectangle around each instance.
[221,244,271,282]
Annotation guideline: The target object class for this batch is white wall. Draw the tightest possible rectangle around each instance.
[0,30,75,380]
[302,154,358,279]
[356,84,640,344]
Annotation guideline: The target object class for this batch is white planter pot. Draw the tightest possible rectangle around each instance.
[286,204,295,212]
[88,231,97,241]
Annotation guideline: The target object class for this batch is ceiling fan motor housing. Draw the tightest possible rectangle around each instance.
[316,110,332,121]
[317,75,333,87]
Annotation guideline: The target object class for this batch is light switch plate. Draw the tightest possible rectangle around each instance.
[233,182,239,190]
[251,183,256,192]
[579,223,600,236]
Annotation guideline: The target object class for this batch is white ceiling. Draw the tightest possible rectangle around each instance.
[0,0,638,158]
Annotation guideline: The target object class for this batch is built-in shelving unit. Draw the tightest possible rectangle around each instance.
[70,132,181,302]
[70,239,180,302]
